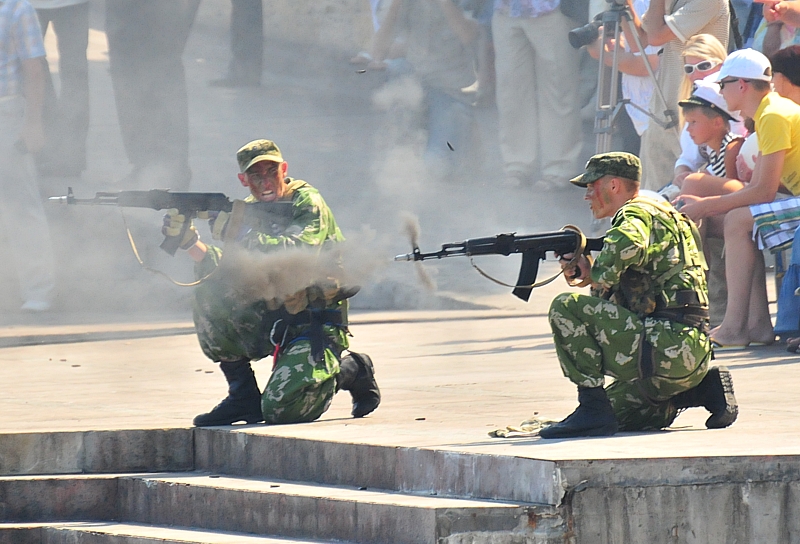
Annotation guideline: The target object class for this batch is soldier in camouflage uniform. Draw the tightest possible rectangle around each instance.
[539,152,738,439]
[163,139,380,426]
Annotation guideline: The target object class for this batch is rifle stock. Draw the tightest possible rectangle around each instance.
[395,230,604,301]
[50,187,295,255]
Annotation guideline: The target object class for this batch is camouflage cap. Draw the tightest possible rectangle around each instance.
[569,152,641,187]
[236,139,284,173]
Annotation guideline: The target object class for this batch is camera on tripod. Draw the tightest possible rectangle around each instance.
[568,0,628,49]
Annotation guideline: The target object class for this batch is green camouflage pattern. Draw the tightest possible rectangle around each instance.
[192,179,348,424]
[261,333,346,424]
[239,179,344,250]
[237,139,284,172]
[570,152,642,187]
[548,196,711,431]
[592,196,709,312]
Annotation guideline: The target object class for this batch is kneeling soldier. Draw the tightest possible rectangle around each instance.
[540,152,736,439]
[164,139,380,426]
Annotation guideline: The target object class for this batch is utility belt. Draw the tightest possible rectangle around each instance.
[649,306,709,332]
[269,308,345,362]
[649,289,709,333]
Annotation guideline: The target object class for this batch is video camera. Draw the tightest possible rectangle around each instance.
[568,0,628,49]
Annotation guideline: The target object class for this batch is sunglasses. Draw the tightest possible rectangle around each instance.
[683,60,719,74]
[718,78,751,90]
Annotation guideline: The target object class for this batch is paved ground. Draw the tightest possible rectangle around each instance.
[2,3,796,465]
[2,261,796,463]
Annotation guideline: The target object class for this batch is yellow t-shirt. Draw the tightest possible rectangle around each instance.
[754,92,800,195]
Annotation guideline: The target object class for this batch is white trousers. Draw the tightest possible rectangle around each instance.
[0,96,56,305]
[492,11,582,181]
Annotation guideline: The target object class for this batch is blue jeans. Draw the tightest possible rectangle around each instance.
[384,59,475,180]
[423,87,473,180]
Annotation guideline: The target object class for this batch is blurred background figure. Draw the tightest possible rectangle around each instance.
[627,0,730,191]
[105,0,200,191]
[492,0,583,191]
[30,0,89,178]
[752,0,800,57]
[370,0,481,182]
[460,0,495,106]
[0,0,57,311]
[585,0,660,155]
[210,0,263,87]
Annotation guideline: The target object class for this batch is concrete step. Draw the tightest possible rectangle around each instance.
[119,472,530,544]
[0,474,119,522]
[194,429,561,505]
[0,522,342,543]
[0,429,562,506]
[0,472,533,544]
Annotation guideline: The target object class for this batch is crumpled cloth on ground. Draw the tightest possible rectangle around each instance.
[488,415,557,438]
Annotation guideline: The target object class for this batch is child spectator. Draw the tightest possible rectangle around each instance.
[675,80,743,327]
[679,80,744,181]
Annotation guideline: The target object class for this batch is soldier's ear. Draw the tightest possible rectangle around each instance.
[238,172,248,187]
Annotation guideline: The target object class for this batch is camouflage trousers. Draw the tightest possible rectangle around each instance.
[548,293,712,431]
[261,336,342,425]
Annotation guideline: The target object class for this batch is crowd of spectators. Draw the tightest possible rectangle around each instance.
[359,0,800,350]
[6,0,800,339]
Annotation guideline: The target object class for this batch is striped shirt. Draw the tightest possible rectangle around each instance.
[0,0,45,97]
[699,132,737,177]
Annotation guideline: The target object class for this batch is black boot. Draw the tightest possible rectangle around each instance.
[336,352,381,418]
[671,366,738,429]
[539,386,618,439]
[193,360,263,426]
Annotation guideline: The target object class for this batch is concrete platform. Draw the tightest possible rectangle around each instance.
[1,266,795,461]
[1,267,798,541]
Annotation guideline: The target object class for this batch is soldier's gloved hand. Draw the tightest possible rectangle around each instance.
[162,208,199,250]
[198,210,230,240]
[558,252,591,286]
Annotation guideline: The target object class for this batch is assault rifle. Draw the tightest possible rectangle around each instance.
[394,230,604,301]
[49,187,294,255]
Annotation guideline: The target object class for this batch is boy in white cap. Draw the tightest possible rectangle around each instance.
[678,48,800,349]
[678,80,743,180]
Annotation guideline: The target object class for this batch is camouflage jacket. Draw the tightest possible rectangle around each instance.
[591,196,709,317]
[193,179,347,362]
[196,178,344,273]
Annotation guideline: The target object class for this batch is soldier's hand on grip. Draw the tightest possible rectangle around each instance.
[199,210,230,241]
[558,252,592,287]
[162,208,199,251]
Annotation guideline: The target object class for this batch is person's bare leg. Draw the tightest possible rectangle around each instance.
[681,173,744,198]
[681,174,735,328]
[744,251,776,344]
[711,207,769,346]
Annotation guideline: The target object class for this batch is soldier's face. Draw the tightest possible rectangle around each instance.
[240,160,288,202]
[585,176,614,219]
